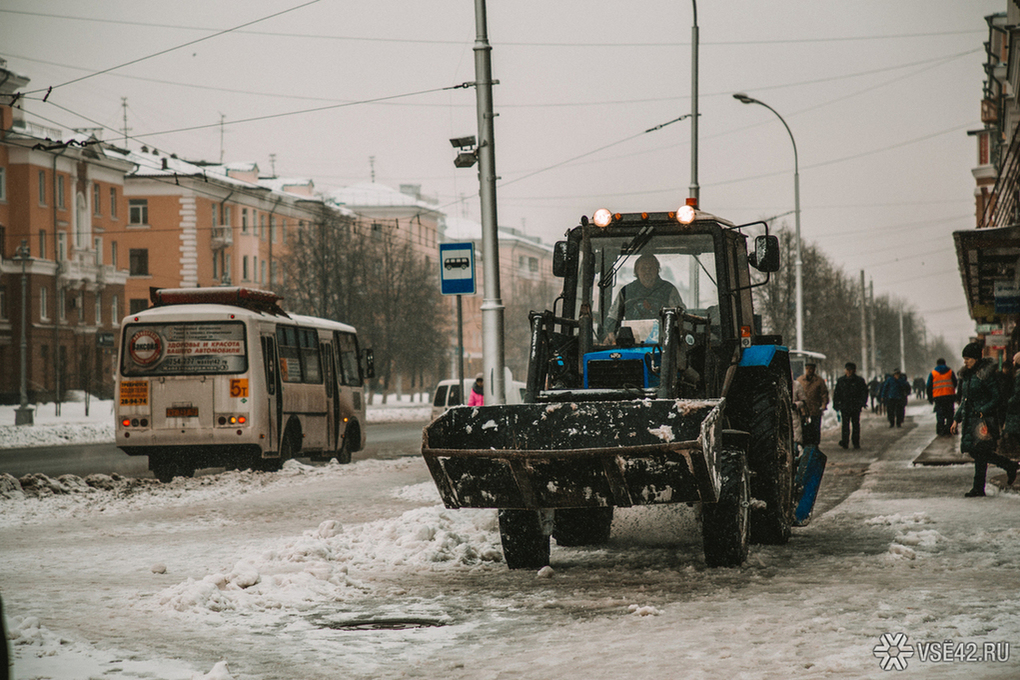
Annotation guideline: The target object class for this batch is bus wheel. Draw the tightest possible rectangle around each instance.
[151,456,195,484]
[336,427,355,465]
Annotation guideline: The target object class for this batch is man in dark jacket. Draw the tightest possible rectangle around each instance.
[925,357,957,436]
[951,342,1019,497]
[880,368,911,427]
[834,362,869,449]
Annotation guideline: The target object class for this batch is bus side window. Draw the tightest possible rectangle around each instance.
[277,326,301,383]
[299,328,323,384]
[337,332,361,386]
[262,336,277,395]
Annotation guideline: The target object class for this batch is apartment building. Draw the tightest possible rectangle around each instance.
[1,61,132,406]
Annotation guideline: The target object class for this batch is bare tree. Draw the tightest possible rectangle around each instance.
[280,207,448,402]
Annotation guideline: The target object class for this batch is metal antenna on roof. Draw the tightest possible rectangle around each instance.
[219,113,225,163]
[270,153,277,177]
[369,156,376,183]
[121,97,130,147]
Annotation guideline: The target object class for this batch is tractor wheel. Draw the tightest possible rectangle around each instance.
[498,509,551,570]
[552,507,614,546]
[702,447,750,568]
[747,380,795,545]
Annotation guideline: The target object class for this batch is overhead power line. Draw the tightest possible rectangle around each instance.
[18,0,322,96]
[0,9,983,46]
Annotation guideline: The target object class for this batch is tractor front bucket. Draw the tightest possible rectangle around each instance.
[421,398,725,510]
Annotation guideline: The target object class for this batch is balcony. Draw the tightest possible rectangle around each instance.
[211,226,233,249]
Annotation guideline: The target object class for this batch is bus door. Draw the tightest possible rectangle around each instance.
[321,340,342,450]
[261,334,283,453]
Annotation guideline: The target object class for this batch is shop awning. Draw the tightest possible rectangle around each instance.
[954,225,1020,318]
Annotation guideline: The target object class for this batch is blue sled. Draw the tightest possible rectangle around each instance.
[793,445,827,526]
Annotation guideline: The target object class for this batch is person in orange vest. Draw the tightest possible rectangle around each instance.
[926,357,957,436]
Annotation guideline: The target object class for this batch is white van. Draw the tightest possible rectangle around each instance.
[431,371,525,420]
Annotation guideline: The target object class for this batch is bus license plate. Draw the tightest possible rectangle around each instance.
[166,406,199,418]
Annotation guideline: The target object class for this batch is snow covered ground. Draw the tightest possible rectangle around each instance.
[0,393,433,450]
[2,404,1018,679]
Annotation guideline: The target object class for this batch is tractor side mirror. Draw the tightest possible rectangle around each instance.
[552,240,578,277]
[750,234,781,272]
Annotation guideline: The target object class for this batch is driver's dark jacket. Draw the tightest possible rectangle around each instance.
[605,278,682,334]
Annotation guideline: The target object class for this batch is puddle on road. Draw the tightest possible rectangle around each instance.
[317,616,448,631]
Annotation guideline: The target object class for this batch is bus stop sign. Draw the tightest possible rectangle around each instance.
[439,242,476,296]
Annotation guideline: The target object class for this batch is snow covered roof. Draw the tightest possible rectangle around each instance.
[329,182,439,212]
[444,215,552,252]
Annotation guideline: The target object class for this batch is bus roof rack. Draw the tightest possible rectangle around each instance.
[149,287,289,316]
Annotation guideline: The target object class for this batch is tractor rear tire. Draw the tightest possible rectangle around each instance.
[498,509,551,570]
[702,447,750,568]
[747,381,794,545]
[552,507,614,546]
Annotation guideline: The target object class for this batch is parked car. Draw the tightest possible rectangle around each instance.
[431,372,525,420]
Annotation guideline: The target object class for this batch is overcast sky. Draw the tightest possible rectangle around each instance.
[0,0,1003,353]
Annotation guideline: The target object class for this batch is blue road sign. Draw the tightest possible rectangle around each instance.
[440,242,476,296]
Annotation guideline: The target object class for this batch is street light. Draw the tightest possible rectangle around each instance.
[14,239,34,425]
[733,92,803,353]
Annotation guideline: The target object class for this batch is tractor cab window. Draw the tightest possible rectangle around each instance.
[587,233,719,343]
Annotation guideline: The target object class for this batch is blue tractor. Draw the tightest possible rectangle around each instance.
[423,207,822,569]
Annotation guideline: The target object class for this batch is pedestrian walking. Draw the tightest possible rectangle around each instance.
[880,369,911,427]
[925,357,958,436]
[912,376,926,400]
[868,376,882,414]
[1001,350,1020,460]
[468,373,485,407]
[833,362,869,449]
[950,343,1018,497]
[796,362,829,447]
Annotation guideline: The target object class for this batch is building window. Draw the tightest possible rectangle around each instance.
[95,294,102,326]
[40,286,48,321]
[129,248,149,276]
[224,254,231,284]
[57,175,66,210]
[38,170,46,205]
[94,237,103,266]
[111,241,118,269]
[129,298,148,314]
[93,183,101,215]
[58,288,66,321]
[111,294,119,325]
[213,252,219,279]
[0,166,6,202]
[259,214,265,240]
[242,208,249,233]
[243,255,249,281]
[129,199,149,225]
[270,216,277,243]
[223,205,231,227]
[58,232,67,261]
[39,230,46,260]
[110,187,118,219]
[261,259,266,284]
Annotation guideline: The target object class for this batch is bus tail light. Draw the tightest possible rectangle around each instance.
[217,414,249,427]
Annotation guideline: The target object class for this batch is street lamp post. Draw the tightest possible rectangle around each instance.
[14,239,35,425]
[733,93,803,353]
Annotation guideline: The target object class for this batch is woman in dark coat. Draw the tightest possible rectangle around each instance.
[951,343,1019,496]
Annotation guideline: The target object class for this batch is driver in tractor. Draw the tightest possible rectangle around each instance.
[603,252,684,344]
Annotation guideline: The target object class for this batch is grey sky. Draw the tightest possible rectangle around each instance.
[0,0,1000,352]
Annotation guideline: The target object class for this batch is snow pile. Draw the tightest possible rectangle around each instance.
[158,506,504,616]
[0,458,420,528]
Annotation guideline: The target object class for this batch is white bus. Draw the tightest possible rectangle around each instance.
[115,287,374,482]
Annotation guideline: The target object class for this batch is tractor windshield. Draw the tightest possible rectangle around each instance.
[588,233,719,343]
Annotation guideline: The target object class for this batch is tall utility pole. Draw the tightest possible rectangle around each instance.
[15,240,34,425]
[899,308,906,373]
[121,97,130,146]
[472,0,506,405]
[860,270,867,374]
[689,1,699,204]
[869,280,877,379]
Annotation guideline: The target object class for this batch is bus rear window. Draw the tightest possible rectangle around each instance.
[121,322,247,376]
